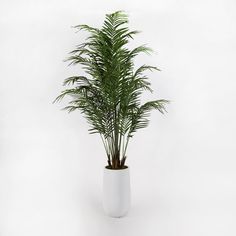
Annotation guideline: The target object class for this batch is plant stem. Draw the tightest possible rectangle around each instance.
[123,135,130,158]
[100,134,109,159]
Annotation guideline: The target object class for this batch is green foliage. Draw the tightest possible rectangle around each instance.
[54,11,169,169]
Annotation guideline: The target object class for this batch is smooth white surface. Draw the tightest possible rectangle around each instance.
[103,168,130,217]
[0,0,236,235]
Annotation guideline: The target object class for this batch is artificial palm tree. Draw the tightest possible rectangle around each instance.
[54,11,169,169]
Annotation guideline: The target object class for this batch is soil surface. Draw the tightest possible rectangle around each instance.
[105,165,128,170]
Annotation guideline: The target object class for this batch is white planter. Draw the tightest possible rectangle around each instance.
[103,167,131,218]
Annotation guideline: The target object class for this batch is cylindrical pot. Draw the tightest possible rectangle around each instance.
[103,167,131,218]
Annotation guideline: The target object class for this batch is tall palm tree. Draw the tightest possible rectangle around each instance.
[54,11,169,169]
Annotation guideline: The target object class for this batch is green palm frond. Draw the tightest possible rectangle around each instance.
[54,11,169,169]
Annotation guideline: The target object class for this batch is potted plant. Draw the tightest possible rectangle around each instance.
[54,11,169,217]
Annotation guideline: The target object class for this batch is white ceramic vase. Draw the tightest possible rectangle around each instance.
[103,167,131,218]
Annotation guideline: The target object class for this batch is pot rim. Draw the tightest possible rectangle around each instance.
[104,166,129,171]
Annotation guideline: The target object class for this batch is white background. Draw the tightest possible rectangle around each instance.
[0,0,236,235]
